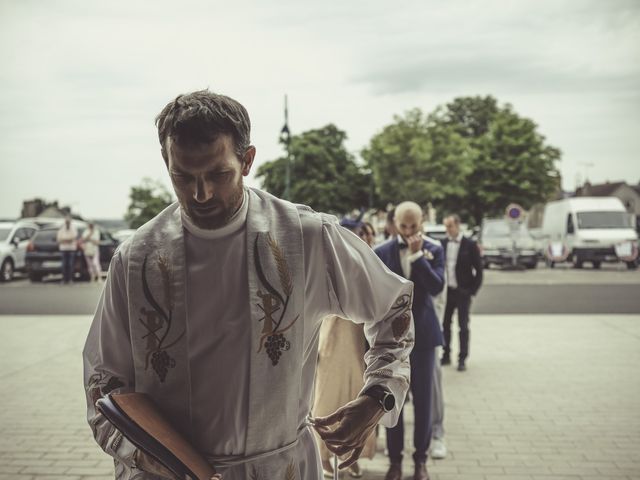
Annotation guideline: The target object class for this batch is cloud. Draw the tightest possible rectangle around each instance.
[347,1,640,97]
[0,0,639,217]
[351,53,640,96]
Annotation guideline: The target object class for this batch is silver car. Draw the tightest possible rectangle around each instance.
[479,218,538,269]
[0,220,39,281]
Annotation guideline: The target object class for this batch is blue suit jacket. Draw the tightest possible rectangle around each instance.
[375,237,445,350]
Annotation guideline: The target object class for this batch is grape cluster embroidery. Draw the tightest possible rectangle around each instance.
[139,254,185,384]
[254,233,299,367]
[150,350,176,383]
[264,333,291,366]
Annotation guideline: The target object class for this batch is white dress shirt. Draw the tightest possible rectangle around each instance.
[181,190,250,456]
[397,235,426,279]
[57,225,78,251]
[446,233,462,289]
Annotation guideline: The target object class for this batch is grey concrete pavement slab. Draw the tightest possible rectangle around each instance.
[0,314,639,479]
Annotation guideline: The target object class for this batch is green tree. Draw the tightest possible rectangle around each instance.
[125,178,174,228]
[256,124,371,214]
[361,109,472,210]
[434,96,561,224]
[362,97,561,225]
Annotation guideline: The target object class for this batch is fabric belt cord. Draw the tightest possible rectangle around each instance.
[205,422,312,468]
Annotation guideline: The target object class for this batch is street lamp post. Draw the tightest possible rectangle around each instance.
[280,95,291,200]
[362,167,373,210]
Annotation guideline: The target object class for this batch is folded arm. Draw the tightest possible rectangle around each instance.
[319,219,415,427]
[410,244,445,296]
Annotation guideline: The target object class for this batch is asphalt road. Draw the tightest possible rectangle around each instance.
[1,265,639,315]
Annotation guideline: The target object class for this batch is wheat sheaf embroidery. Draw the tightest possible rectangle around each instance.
[139,253,185,382]
[285,461,296,480]
[254,232,299,366]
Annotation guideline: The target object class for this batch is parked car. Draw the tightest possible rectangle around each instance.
[424,223,473,243]
[423,224,447,243]
[0,220,40,281]
[25,221,119,282]
[479,218,538,269]
[541,197,638,269]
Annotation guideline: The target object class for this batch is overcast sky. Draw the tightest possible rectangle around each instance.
[1,0,639,219]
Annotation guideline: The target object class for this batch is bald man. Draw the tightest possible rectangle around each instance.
[374,202,445,480]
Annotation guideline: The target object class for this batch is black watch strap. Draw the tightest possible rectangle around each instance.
[363,385,395,413]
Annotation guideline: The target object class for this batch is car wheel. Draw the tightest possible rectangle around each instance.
[1,259,14,282]
[627,261,638,270]
[29,272,43,282]
[592,261,601,269]
[526,262,537,269]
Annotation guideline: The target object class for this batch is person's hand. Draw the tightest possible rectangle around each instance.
[407,234,423,254]
[133,450,222,479]
[312,395,385,470]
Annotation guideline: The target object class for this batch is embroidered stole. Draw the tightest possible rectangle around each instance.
[126,188,305,464]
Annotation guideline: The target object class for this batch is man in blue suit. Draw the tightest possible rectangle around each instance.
[375,202,445,480]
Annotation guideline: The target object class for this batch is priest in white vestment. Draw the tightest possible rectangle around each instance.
[83,90,415,480]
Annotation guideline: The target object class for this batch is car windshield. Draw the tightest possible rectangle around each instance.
[483,222,530,238]
[0,229,11,241]
[33,230,59,243]
[576,211,633,229]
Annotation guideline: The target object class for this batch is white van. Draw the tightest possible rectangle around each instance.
[541,197,638,269]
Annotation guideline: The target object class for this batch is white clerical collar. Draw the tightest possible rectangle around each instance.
[448,233,462,242]
[181,189,248,239]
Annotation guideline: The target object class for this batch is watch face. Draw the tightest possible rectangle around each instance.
[383,393,395,412]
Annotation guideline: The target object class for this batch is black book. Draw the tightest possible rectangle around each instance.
[96,392,216,480]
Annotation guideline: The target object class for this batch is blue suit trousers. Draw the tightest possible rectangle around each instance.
[386,347,436,463]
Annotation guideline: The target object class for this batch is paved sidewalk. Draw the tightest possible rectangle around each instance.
[0,314,639,480]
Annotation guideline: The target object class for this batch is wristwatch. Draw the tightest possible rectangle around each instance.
[363,385,395,413]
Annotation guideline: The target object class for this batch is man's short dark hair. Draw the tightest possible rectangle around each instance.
[155,89,251,162]
[386,208,396,223]
[445,214,461,224]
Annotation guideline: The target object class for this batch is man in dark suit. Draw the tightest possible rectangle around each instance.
[375,201,445,480]
[441,214,483,371]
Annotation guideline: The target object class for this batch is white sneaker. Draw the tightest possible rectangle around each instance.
[430,438,447,459]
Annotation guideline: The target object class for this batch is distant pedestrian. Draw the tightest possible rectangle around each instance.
[425,236,448,460]
[441,214,483,371]
[81,223,102,282]
[359,221,376,247]
[56,216,78,284]
[383,209,397,240]
[383,206,449,458]
[375,201,445,480]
